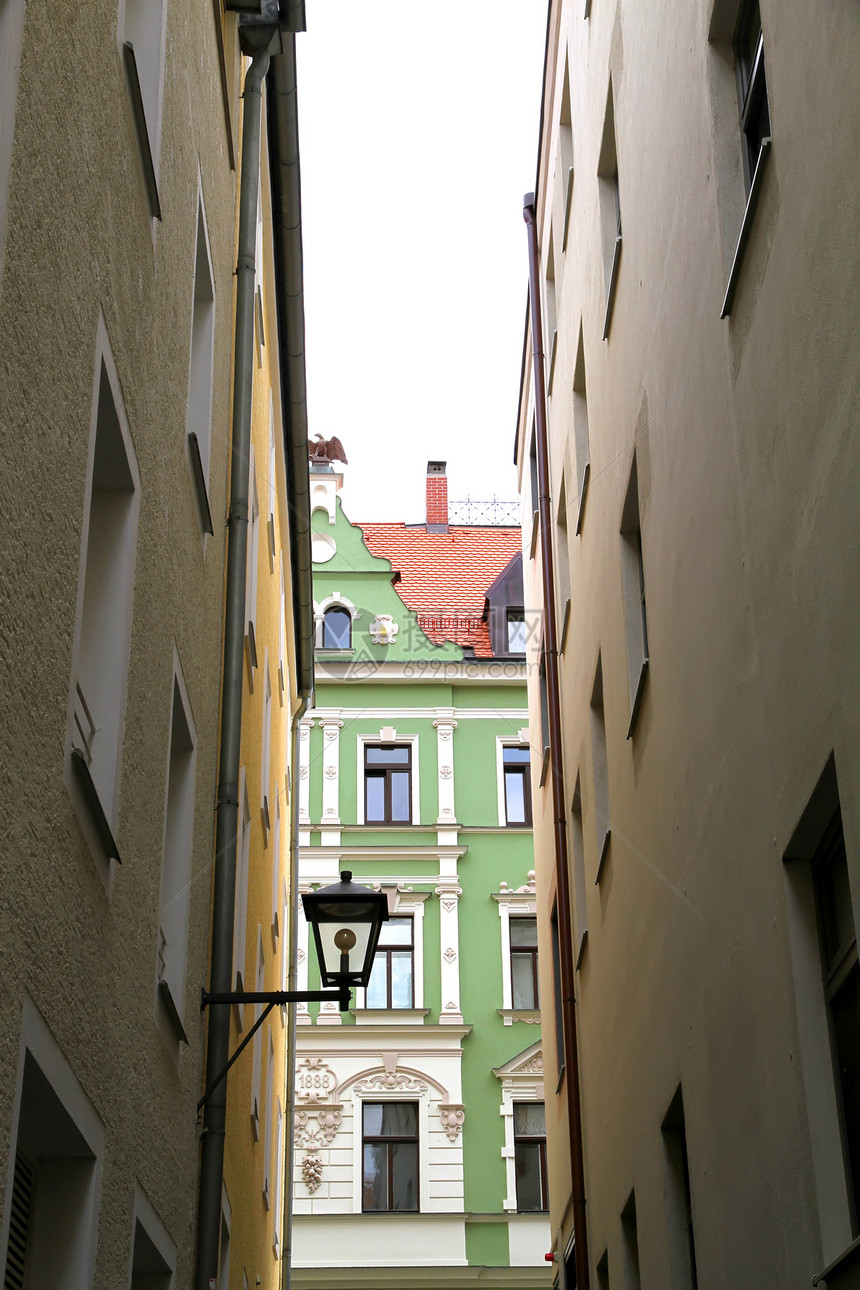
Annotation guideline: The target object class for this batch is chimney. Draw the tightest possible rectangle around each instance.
[426,461,448,532]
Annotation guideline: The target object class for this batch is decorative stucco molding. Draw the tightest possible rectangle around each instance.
[296,1057,338,1103]
[354,1072,428,1094]
[294,1105,343,1149]
[301,1153,323,1194]
[439,1104,466,1141]
[369,614,398,645]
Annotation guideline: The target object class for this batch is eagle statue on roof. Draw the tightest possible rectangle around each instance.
[309,434,348,466]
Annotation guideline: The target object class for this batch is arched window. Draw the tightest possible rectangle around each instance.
[323,606,351,649]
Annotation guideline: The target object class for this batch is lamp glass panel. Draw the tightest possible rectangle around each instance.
[316,919,373,981]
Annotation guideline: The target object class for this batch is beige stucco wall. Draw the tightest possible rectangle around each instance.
[0,0,241,1285]
[518,0,860,1286]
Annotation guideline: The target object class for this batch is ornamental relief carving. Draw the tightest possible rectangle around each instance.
[301,1153,323,1194]
[354,1073,428,1093]
[439,1104,465,1141]
[299,765,308,779]
[324,765,337,778]
[439,765,452,779]
[443,947,457,963]
[518,1054,544,1075]
[296,1057,337,1104]
[294,1106,343,1150]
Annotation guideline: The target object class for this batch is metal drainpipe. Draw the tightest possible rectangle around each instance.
[195,29,278,1290]
[523,195,590,1290]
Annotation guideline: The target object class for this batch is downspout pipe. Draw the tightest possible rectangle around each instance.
[265,33,314,1290]
[195,29,279,1290]
[523,194,590,1290]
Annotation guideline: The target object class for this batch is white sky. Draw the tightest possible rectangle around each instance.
[296,2,548,522]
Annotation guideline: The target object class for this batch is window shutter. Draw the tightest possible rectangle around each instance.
[3,1152,35,1290]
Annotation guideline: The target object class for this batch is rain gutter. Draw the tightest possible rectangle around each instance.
[523,194,590,1290]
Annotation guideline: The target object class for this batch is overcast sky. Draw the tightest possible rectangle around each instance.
[296,2,548,523]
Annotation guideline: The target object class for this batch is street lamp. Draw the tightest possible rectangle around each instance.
[301,870,389,991]
[199,870,387,1111]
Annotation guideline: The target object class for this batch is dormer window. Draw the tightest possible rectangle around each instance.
[506,609,526,655]
[322,606,351,650]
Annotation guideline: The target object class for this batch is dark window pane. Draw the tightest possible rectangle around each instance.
[503,747,530,765]
[365,954,387,1008]
[323,608,351,649]
[515,1142,543,1211]
[390,772,410,821]
[381,918,413,946]
[366,774,385,821]
[821,845,854,972]
[380,1103,417,1136]
[366,745,409,765]
[505,770,526,823]
[363,1143,387,1210]
[391,1142,419,1210]
[510,918,538,947]
[515,1104,547,1136]
[511,954,536,1010]
[391,952,413,1008]
[832,961,860,1195]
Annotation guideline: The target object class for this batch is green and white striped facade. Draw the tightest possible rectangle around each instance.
[291,468,551,1290]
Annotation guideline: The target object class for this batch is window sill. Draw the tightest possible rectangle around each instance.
[498,1009,541,1026]
[720,136,772,318]
[575,461,590,537]
[602,234,622,340]
[626,657,649,740]
[559,598,571,654]
[539,746,551,788]
[122,42,162,221]
[812,1234,860,1286]
[595,827,611,884]
[530,509,540,560]
[187,432,214,536]
[315,648,355,658]
[575,927,588,971]
[547,329,558,395]
[70,748,122,864]
[245,621,257,689]
[352,1009,429,1027]
[562,166,574,251]
[157,978,189,1045]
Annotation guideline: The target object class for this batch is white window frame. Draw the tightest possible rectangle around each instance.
[119,0,167,214]
[251,926,264,1140]
[263,1030,274,1207]
[65,317,140,869]
[356,733,420,826]
[278,555,287,704]
[156,654,197,1047]
[492,1042,545,1212]
[0,998,105,1289]
[354,891,428,1017]
[129,1184,177,1288]
[493,878,539,1023]
[261,652,272,832]
[245,446,260,683]
[0,0,26,288]
[186,186,216,535]
[273,1097,283,1254]
[349,1087,431,1216]
[314,593,358,650]
[267,397,277,569]
[271,793,281,945]
[232,771,251,1026]
[495,736,532,827]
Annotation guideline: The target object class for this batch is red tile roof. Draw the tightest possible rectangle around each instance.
[358,523,522,657]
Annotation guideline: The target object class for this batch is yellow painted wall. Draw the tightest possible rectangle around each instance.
[221,55,300,1290]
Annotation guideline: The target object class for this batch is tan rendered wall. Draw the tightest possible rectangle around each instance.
[519,0,860,1285]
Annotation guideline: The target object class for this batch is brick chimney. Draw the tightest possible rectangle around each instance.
[426,461,448,532]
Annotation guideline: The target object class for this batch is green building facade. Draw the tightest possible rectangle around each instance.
[290,464,551,1290]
